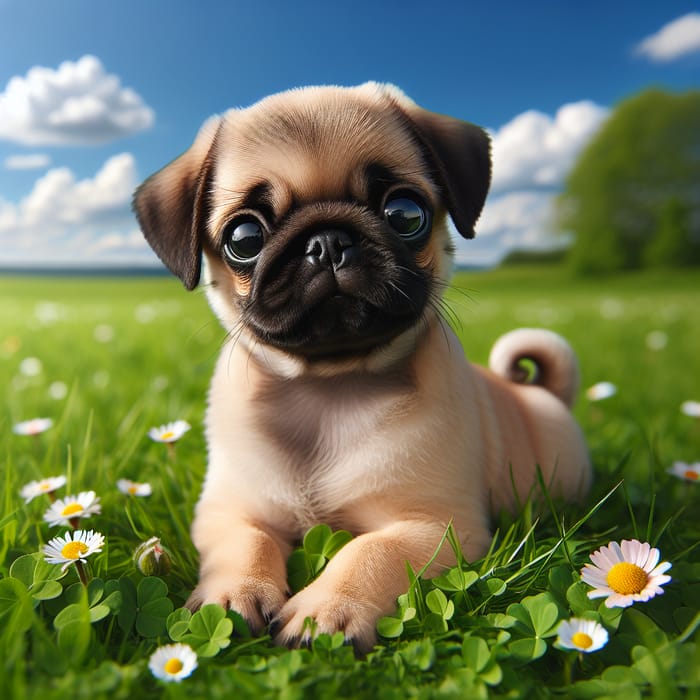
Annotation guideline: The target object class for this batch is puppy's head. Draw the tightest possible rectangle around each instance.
[134,83,490,369]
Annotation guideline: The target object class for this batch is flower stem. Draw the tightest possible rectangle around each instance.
[74,560,89,586]
[562,654,574,686]
[165,681,187,699]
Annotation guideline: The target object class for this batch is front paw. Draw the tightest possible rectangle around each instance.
[273,582,382,652]
[186,575,288,633]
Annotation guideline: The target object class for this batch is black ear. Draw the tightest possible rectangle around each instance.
[399,103,491,239]
[133,117,221,290]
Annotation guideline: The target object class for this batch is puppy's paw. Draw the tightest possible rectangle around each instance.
[273,582,381,653]
[186,575,288,633]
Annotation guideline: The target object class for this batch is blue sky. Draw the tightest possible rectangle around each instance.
[0,0,699,268]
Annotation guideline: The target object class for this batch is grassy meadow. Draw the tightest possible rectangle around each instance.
[1,266,699,699]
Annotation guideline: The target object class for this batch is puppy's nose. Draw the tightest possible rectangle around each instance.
[304,230,359,270]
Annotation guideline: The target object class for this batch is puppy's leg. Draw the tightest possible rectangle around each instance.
[186,508,291,633]
[273,518,461,652]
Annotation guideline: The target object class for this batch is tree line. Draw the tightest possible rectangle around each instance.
[557,89,700,274]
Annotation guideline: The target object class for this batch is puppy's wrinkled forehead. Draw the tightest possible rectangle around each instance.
[210,87,435,219]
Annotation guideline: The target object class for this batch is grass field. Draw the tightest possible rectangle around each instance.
[1,266,699,699]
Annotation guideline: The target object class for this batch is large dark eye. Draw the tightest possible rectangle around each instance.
[223,219,264,263]
[384,196,431,241]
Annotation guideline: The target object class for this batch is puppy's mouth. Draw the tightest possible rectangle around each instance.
[242,228,430,360]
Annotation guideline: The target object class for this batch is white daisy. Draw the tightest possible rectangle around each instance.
[135,304,157,324]
[148,420,191,443]
[43,491,102,527]
[48,381,68,400]
[645,330,668,351]
[93,371,110,389]
[666,461,700,483]
[581,539,672,608]
[117,478,153,497]
[585,382,617,401]
[43,529,105,571]
[13,417,53,436]
[680,400,700,418]
[20,475,66,503]
[148,643,198,683]
[93,324,115,343]
[556,618,609,653]
[19,356,43,377]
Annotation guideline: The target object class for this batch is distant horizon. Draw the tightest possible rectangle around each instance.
[0,259,495,278]
[0,261,170,276]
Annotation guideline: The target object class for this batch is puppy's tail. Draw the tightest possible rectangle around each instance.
[488,328,580,409]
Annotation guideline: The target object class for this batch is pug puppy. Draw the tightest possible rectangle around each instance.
[133,82,590,651]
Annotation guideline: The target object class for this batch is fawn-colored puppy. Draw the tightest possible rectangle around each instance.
[134,82,590,650]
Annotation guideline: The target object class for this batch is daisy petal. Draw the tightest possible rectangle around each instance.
[586,588,611,600]
[580,538,672,609]
[650,561,672,577]
[643,547,660,571]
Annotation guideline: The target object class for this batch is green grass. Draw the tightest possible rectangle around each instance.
[1,267,699,699]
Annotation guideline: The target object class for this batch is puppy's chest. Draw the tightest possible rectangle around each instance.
[254,373,413,471]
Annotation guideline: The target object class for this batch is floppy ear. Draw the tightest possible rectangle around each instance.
[385,88,491,239]
[133,116,221,290]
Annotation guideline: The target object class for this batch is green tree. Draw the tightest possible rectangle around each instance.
[645,196,700,267]
[558,89,700,274]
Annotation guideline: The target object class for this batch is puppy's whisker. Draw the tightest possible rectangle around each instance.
[386,280,417,310]
[434,295,463,334]
[434,306,455,352]
[431,301,453,330]
[222,323,249,380]
[432,280,478,324]
[394,264,425,281]
[427,297,451,328]
[221,319,247,351]
[244,335,265,381]
[446,284,479,305]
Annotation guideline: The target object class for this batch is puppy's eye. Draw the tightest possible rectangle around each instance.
[223,220,264,263]
[384,196,430,241]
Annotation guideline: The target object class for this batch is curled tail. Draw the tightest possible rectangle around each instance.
[488,328,580,408]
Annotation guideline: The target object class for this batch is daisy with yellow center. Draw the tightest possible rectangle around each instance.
[680,400,700,418]
[43,491,101,527]
[12,417,53,436]
[148,420,191,444]
[117,478,153,497]
[556,618,609,653]
[43,529,105,572]
[585,382,617,402]
[667,461,700,483]
[581,539,672,608]
[148,643,198,683]
[20,475,66,503]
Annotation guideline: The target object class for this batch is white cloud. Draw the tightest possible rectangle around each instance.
[489,101,609,194]
[454,191,564,267]
[4,153,51,170]
[478,191,555,242]
[0,97,607,269]
[6,153,136,229]
[635,12,700,62]
[89,229,150,254]
[0,153,157,266]
[450,100,608,266]
[0,55,155,146]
